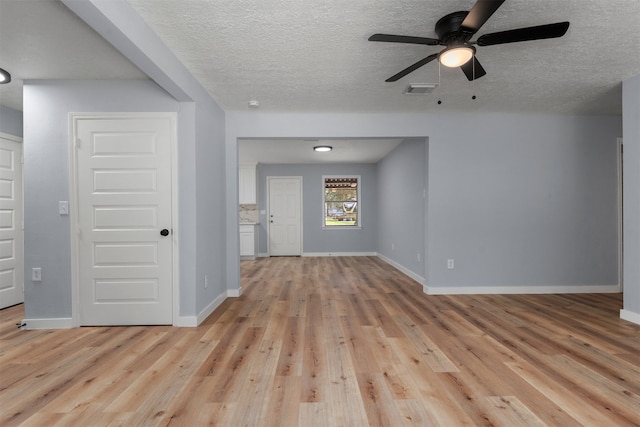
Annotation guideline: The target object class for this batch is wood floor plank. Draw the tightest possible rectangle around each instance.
[483,395,547,427]
[1,256,639,426]
[505,360,634,426]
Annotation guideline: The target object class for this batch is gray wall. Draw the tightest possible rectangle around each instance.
[376,139,427,280]
[227,112,621,292]
[427,114,620,289]
[194,101,227,314]
[0,105,23,137]
[623,75,640,318]
[43,0,230,322]
[21,79,213,320]
[257,163,378,254]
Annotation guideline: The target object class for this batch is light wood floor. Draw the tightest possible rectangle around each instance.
[1,256,639,426]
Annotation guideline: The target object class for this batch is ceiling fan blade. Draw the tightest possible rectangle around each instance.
[385,53,439,82]
[460,0,505,34]
[369,33,440,45]
[460,56,487,81]
[477,21,570,46]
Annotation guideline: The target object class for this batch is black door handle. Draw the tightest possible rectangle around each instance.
[160,229,170,236]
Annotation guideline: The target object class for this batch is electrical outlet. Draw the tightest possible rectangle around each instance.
[391,243,395,250]
[447,259,454,269]
[204,275,208,289]
[417,253,421,262]
[32,267,42,282]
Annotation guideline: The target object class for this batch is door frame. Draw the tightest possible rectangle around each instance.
[266,176,303,256]
[68,113,179,327]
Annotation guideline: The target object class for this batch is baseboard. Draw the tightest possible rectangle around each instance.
[21,317,74,330]
[175,288,243,327]
[377,254,425,285]
[176,291,227,327]
[227,287,243,297]
[620,309,640,325]
[258,252,269,258]
[302,252,378,257]
[424,284,621,295]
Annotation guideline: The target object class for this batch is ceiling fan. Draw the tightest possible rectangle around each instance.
[369,0,570,82]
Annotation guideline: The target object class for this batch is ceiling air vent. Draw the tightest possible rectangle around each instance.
[405,84,437,95]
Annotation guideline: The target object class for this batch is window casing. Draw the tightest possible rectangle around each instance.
[323,175,360,228]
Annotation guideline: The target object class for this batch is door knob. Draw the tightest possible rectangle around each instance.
[160,229,170,236]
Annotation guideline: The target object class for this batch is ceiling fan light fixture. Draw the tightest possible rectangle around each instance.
[314,145,332,152]
[438,45,475,68]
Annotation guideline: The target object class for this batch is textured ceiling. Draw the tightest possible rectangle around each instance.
[1,0,639,116]
[127,0,640,115]
[0,0,147,111]
[239,138,405,164]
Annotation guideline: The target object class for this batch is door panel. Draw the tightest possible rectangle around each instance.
[268,177,302,256]
[75,116,173,325]
[0,134,23,309]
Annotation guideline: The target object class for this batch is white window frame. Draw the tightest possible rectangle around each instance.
[322,175,361,230]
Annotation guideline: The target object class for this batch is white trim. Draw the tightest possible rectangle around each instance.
[175,288,242,327]
[227,288,243,297]
[68,113,179,327]
[377,254,426,285]
[258,252,269,258]
[424,284,621,295]
[617,137,623,292]
[620,309,640,325]
[303,252,378,257]
[21,318,74,330]
[0,132,22,143]
[69,115,81,327]
[170,115,180,327]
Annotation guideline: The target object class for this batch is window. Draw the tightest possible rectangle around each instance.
[323,176,360,228]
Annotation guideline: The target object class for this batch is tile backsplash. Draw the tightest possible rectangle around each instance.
[239,204,259,223]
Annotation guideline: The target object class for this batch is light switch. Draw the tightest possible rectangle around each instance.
[59,201,69,215]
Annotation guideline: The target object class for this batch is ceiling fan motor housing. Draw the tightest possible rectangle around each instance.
[435,11,472,45]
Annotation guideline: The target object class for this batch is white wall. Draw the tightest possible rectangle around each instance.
[226,112,621,294]
[622,75,640,324]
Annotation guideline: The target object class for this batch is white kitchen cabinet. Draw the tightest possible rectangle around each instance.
[239,224,257,259]
[239,163,257,204]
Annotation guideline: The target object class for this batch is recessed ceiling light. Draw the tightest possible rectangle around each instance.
[248,100,259,108]
[314,145,332,152]
[0,68,11,84]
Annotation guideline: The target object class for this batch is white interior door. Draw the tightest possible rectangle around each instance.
[0,133,24,309]
[268,177,302,256]
[73,115,174,325]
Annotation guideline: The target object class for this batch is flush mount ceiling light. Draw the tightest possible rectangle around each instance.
[313,145,332,152]
[438,45,475,68]
[0,68,11,84]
